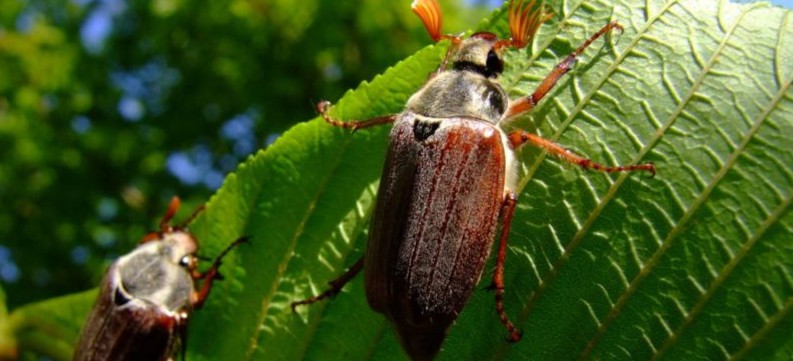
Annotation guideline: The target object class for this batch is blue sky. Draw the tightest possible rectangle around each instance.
[734,0,792,7]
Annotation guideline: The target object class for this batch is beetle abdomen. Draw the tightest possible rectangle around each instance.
[364,113,507,359]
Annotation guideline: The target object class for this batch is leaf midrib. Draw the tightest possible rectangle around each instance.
[242,127,363,360]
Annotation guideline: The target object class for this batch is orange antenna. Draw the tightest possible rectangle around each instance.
[412,0,443,42]
[140,196,181,244]
[503,0,554,50]
[160,196,181,232]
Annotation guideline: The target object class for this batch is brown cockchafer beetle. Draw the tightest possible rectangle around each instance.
[73,197,247,361]
[292,0,656,359]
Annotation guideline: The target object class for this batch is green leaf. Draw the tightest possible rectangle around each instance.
[186,0,793,359]
[0,284,16,359]
[183,42,444,361]
[9,0,793,360]
[7,290,96,360]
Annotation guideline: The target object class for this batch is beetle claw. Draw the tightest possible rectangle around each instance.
[505,329,523,343]
[645,162,657,178]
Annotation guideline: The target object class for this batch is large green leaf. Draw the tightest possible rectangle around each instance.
[7,0,793,360]
[6,290,95,360]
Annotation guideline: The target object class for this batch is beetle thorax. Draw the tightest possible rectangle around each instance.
[405,71,508,124]
[113,236,196,312]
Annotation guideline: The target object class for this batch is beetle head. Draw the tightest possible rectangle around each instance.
[164,230,200,269]
[412,0,553,77]
[137,196,202,273]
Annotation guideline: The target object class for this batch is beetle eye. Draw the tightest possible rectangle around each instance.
[114,287,131,306]
[485,50,503,76]
[179,256,191,267]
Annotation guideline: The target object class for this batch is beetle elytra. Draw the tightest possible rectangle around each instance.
[292,1,655,359]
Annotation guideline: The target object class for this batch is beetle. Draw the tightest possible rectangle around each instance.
[73,196,247,361]
[292,0,655,359]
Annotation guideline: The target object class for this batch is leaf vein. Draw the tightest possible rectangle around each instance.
[243,126,366,360]
[492,1,682,359]
[573,2,768,358]
[649,56,793,361]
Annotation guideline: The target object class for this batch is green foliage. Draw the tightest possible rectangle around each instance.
[0,285,15,359]
[4,0,793,360]
[0,0,482,309]
[5,290,95,361]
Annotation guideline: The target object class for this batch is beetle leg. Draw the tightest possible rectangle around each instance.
[192,237,249,309]
[504,21,624,119]
[178,203,206,229]
[192,268,222,310]
[140,198,207,244]
[428,36,462,80]
[317,101,398,131]
[412,0,463,81]
[139,231,164,244]
[290,256,364,311]
[176,317,189,361]
[508,130,656,176]
[493,192,522,342]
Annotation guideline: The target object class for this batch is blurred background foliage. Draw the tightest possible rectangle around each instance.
[0,0,493,310]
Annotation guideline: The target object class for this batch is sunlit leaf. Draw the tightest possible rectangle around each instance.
[9,290,95,360]
[9,0,792,360]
